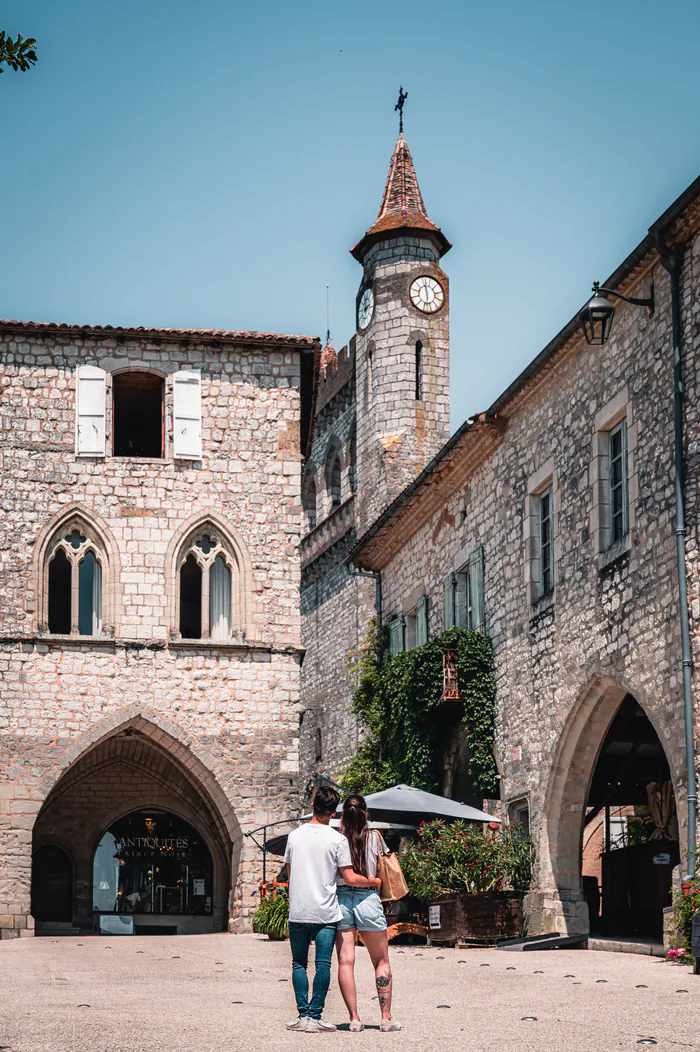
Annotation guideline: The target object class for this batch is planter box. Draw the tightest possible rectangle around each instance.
[428,891,524,946]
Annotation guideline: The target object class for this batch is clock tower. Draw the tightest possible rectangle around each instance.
[351,123,451,535]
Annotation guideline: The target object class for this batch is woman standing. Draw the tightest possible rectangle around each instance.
[336,794,401,1032]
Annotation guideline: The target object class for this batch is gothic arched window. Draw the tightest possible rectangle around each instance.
[178,531,235,641]
[46,524,103,635]
[327,452,342,512]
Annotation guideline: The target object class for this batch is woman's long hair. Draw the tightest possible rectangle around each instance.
[341,794,370,876]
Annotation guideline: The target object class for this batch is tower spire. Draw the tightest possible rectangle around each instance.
[350,111,451,261]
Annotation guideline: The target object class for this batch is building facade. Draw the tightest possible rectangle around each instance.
[349,182,700,939]
[0,319,317,938]
[300,132,451,786]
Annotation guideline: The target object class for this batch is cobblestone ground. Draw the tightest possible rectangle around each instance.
[1,934,698,1052]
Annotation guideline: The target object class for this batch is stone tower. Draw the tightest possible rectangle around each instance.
[352,131,452,535]
[299,123,453,791]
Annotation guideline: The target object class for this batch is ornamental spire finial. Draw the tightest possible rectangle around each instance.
[395,86,408,134]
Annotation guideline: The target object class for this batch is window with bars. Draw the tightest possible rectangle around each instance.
[539,487,554,597]
[609,420,629,544]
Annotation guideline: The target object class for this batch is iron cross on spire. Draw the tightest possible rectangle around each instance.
[395,86,408,133]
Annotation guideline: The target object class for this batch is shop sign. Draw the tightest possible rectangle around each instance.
[429,904,441,929]
[115,836,191,859]
[653,853,671,866]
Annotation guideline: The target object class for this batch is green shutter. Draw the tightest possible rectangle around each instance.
[443,573,455,629]
[417,595,429,646]
[468,547,485,631]
[389,617,405,657]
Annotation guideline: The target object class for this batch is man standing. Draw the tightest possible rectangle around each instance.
[284,786,382,1032]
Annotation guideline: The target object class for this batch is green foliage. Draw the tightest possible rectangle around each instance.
[0,32,38,74]
[340,623,497,797]
[672,878,700,955]
[400,819,533,900]
[252,889,289,940]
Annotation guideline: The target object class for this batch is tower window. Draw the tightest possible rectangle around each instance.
[315,727,323,763]
[113,372,164,458]
[415,341,423,401]
[303,478,317,532]
[327,455,342,511]
[367,345,374,409]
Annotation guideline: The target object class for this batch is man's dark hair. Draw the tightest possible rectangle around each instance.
[313,785,340,816]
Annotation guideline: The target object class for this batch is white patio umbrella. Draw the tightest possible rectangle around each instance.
[349,784,500,823]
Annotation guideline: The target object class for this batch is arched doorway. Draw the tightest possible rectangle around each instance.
[582,694,679,938]
[32,716,237,935]
[93,811,215,934]
[542,677,682,939]
[31,845,73,923]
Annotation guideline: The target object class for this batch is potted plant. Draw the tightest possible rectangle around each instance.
[253,888,289,940]
[401,820,532,945]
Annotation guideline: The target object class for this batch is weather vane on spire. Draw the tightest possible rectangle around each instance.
[395,86,408,133]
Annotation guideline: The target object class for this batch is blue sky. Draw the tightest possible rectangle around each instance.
[3,0,700,428]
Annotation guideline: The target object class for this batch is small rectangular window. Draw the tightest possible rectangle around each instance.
[415,341,423,401]
[113,372,164,458]
[389,617,405,657]
[539,487,554,596]
[609,420,629,544]
[416,596,429,646]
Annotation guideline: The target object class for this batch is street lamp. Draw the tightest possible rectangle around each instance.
[579,280,655,346]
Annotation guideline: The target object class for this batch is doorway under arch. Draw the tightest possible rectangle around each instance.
[32,717,236,935]
[542,677,681,939]
[31,845,73,923]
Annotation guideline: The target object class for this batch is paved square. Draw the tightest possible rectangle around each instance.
[1,935,697,1051]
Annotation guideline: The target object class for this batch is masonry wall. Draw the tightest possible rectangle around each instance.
[0,328,305,938]
[372,243,700,936]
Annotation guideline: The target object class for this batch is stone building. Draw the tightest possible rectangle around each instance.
[0,318,317,938]
[348,174,700,940]
[300,131,451,785]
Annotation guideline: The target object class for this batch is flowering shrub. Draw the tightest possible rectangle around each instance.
[667,947,687,961]
[400,819,533,900]
[672,877,700,955]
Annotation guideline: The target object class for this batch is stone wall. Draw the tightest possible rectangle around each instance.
[0,326,309,938]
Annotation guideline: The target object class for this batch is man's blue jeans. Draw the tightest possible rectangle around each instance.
[288,921,337,1019]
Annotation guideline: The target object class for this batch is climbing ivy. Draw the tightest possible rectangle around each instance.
[340,622,497,797]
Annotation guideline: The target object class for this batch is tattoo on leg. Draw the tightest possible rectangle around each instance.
[376,973,391,988]
[378,995,389,1006]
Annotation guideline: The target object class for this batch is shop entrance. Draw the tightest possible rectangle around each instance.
[31,845,73,923]
[93,810,215,930]
[582,694,679,939]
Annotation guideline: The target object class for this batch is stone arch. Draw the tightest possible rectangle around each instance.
[302,471,318,532]
[323,441,344,513]
[165,510,255,640]
[539,673,683,934]
[34,707,242,933]
[30,503,121,634]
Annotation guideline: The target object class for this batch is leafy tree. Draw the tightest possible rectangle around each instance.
[0,32,38,75]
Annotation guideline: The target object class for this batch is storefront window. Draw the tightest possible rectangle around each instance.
[93,811,213,916]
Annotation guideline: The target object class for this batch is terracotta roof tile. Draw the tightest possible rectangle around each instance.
[351,133,451,260]
[0,318,319,350]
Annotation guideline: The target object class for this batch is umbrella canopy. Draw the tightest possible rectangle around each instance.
[264,819,416,858]
[352,784,500,824]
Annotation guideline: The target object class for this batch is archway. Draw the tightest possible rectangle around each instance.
[31,845,73,924]
[582,695,679,938]
[542,676,681,938]
[32,715,238,935]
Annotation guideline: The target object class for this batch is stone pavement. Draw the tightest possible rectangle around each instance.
[1,933,698,1052]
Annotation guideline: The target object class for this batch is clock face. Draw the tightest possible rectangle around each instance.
[358,287,374,330]
[410,275,445,314]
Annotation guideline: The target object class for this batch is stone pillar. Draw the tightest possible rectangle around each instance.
[0,786,38,939]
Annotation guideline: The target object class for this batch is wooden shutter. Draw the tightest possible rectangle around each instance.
[443,573,455,630]
[417,595,429,646]
[173,370,202,459]
[468,546,485,631]
[76,365,106,456]
[389,617,405,657]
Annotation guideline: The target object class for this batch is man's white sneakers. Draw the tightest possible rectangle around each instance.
[286,1017,308,1031]
[304,1018,337,1032]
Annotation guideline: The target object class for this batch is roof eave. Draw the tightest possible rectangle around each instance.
[350,225,452,263]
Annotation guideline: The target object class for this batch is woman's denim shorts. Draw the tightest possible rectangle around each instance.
[336,886,387,932]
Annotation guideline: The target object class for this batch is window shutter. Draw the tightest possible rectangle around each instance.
[173,370,202,459]
[389,617,405,657]
[76,366,106,456]
[468,546,485,631]
[621,420,629,535]
[417,595,429,646]
[443,573,455,629]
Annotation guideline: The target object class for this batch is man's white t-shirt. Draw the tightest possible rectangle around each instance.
[284,823,352,924]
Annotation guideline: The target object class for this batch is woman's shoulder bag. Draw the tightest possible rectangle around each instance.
[374,831,409,902]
